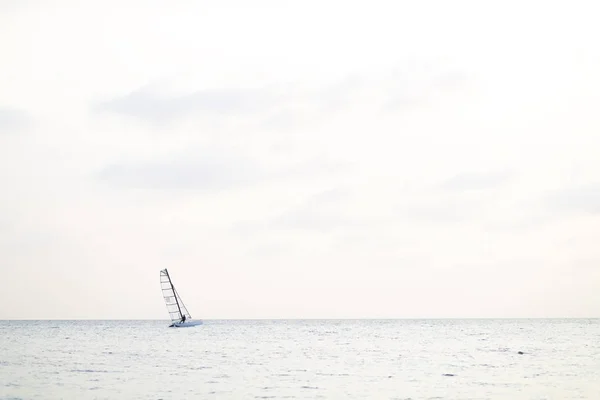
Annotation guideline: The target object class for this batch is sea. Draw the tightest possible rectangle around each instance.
[1,319,599,399]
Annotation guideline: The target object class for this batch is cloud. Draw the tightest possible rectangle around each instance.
[545,183,600,214]
[397,190,491,225]
[93,65,467,128]
[0,0,32,13]
[432,70,470,92]
[259,75,365,131]
[93,74,368,128]
[95,148,347,192]
[401,201,475,224]
[268,188,356,232]
[382,65,470,112]
[237,169,512,236]
[392,170,513,225]
[233,187,367,235]
[437,170,513,192]
[96,154,260,191]
[94,84,283,123]
[304,74,365,114]
[0,107,30,133]
[482,203,556,233]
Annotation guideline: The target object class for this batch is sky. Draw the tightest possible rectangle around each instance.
[1,0,599,319]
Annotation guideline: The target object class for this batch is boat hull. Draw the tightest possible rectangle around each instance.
[169,319,203,328]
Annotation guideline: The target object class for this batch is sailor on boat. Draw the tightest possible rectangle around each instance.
[180,315,186,324]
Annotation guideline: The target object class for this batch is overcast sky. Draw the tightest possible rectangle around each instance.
[1,0,599,319]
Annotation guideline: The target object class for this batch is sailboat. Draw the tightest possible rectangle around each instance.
[159,268,203,327]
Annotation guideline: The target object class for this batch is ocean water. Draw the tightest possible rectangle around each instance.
[1,319,599,399]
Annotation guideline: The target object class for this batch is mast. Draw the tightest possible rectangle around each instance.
[164,268,183,320]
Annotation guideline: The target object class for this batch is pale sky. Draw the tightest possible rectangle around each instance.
[1,0,599,319]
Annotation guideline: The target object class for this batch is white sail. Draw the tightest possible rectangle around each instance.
[159,269,201,327]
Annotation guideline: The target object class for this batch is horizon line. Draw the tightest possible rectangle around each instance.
[1,317,599,321]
